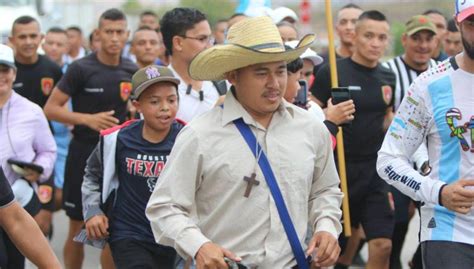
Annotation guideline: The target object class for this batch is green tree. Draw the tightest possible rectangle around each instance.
[180,0,236,26]
[122,0,144,16]
[391,22,405,57]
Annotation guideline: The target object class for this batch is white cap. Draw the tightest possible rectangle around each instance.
[456,0,474,22]
[0,44,16,70]
[271,7,298,24]
[285,40,323,66]
[244,6,273,18]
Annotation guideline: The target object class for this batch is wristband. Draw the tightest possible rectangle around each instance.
[323,120,339,136]
[438,184,448,206]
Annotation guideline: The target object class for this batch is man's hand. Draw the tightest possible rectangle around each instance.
[441,179,474,214]
[24,168,41,183]
[195,242,241,269]
[33,209,52,236]
[325,99,355,125]
[306,231,340,268]
[85,214,109,240]
[84,110,119,132]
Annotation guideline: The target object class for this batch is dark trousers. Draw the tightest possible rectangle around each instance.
[0,187,41,269]
[390,221,409,269]
[0,228,25,269]
[110,239,176,269]
[422,241,474,269]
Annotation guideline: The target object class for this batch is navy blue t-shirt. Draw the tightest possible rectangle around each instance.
[110,120,184,243]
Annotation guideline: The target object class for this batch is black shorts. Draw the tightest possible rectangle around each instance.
[109,239,176,269]
[422,241,474,269]
[63,139,96,221]
[346,158,394,241]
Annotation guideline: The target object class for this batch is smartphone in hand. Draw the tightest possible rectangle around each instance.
[331,87,352,105]
[294,80,308,108]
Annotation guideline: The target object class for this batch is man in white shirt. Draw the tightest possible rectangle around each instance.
[159,8,227,123]
[377,1,474,267]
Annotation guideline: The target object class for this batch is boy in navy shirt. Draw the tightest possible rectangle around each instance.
[81,65,183,268]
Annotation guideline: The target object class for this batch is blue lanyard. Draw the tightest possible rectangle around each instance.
[233,118,309,269]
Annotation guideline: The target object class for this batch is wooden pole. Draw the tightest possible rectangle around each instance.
[324,0,351,237]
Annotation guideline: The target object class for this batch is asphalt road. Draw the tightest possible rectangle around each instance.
[26,211,100,269]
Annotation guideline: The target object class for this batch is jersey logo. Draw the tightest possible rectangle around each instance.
[428,217,436,228]
[145,66,160,79]
[37,185,53,204]
[125,155,166,177]
[41,77,54,96]
[120,82,132,101]
[147,177,157,192]
[445,108,473,152]
[383,165,421,191]
[382,85,393,105]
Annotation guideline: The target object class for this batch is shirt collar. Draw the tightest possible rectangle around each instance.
[168,64,183,84]
[220,89,295,128]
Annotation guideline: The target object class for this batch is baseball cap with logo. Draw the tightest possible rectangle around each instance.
[405,15,437,36]
[0,44,16,70]
[456,0,474,23]
[131,65,180,100]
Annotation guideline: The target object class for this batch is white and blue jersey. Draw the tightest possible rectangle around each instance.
[377,57,474,245]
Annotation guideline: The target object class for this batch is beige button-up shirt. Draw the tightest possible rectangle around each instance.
[146,91,343,268]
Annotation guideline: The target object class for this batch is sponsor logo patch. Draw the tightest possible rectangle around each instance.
[120,82,132,101]
[37,185,53,204]
[41,77,54,96]
[382,85,393,105]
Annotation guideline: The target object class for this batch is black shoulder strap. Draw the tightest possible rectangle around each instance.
[212,80,228,96]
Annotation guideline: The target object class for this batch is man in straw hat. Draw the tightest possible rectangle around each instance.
[146,16,343,268]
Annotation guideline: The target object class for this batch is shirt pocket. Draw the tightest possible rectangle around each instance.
[274,143,315,211]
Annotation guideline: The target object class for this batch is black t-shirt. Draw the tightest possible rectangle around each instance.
[13,55,62,108]
[313,57,396,161]
[310,51,343,89]
[57,53,138,144]
[110,120,184,243]
[0,168,14,208]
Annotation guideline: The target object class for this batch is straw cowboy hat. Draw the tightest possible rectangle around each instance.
[189,16,315,81]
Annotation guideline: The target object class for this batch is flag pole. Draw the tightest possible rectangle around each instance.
[325,0,351,237]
